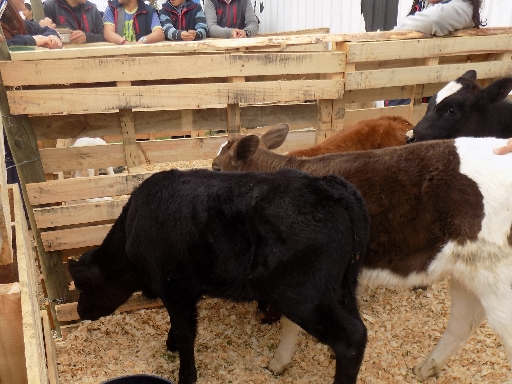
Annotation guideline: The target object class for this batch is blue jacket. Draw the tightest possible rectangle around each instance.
[106,0,158,41]
[6,20,60,46]
[160,0,207,40]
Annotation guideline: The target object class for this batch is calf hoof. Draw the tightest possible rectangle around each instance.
[166,335,178,352]
[413,358,441,380]
[267,356,287,375]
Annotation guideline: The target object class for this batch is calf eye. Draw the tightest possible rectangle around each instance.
[447,108,456,116]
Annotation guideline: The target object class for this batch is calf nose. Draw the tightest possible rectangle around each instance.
[405,129,415,144]
[212,164,221,171]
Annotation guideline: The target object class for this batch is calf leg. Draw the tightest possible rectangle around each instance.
[282,295,367,384]
[413,279,485,379]
[472,275,512,369]
[161,281,199,384]
[267,317,301,374]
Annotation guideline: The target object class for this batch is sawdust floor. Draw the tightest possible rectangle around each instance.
[55,160,511,384]
[56,282,512,384]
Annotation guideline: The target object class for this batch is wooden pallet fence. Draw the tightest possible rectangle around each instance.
[1,27,512,334]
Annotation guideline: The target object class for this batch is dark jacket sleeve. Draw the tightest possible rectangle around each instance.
[85,6,106,42]
[43,0,58,25]
[6,20,60,46]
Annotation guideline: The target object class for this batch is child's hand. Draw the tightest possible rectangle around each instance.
[181,30,196,41]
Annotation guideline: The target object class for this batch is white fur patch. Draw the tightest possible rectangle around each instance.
[455,137,512,246]
[217,141,228,156]
[436,81,463,105]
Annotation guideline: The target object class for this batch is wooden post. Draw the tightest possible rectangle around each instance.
[316,42,347,144]
[0,283,27,384]
[119,109,142,172]
[30,0,45,23]
[0,27,68,335]
[13,184,49,384]
[410,57,438,123]
[0,124,12,265]
[227,76,244,137]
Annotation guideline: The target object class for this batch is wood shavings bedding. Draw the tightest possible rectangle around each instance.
[56,281,511,384]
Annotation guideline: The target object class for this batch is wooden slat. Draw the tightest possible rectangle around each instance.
[41,224,113,251]
[0,52,345,87]
[119,109,142,171]
[56,291,163,322]
[345,61,512,90]
[0,125,12,264]
[7,79,344,115]
[29,103,319,141]
[41,311,59,384]
[8,30,431,61]
[13,184,49,384]
[40,142,126,173]
[0,283,27,384]
[34,198,128,228]
[343,34,512,63]
[26,172,154,205]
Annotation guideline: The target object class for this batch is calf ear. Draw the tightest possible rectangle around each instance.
[479,77,512,105]
[260,123,289,150]
[461,70,477,81]
[68,259,105,286]
[234,135,260,161]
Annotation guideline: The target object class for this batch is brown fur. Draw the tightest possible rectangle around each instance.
[288,116,412,158]
[213,130,484,277]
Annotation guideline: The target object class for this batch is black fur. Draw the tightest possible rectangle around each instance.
[68,168,370,384]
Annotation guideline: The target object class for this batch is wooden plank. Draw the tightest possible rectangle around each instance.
[345,105,427,125]
[41,224,113,251]
[7,79,344,115]
[34,198,128,228]
[41,311,59,384]
[40,142,125,173]
[0,52,345,87]
[0,283,27,384]
[13,184,49,384]
[26,172,155,205]
[227,76,245,136]
[345,60,512,90]
[29,103,318,141]
[343,34,512,62]
[119,109,142,171]
[8,30,431,61]
[56,291,163,322]
[39,135,226,173]
[0,124,13,264]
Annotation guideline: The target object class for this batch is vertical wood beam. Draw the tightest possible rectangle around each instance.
[30,0,45,22]
[227,76,244,137]
[119,109,142,172]
[0,27,67,334]
[410,57,438,123]
[316,42,347,144]
[0,125,12,265]
[14,184,49,384]
[0,283,27,384]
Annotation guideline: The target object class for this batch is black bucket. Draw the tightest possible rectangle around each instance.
[101,374,174,384]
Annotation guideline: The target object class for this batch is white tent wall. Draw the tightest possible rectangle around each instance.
[255,0,366,34]
[25,0,511,32]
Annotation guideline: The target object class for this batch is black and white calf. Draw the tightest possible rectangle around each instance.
[212,124,512,380]
[407,70,512,142]
[68,168,370,384]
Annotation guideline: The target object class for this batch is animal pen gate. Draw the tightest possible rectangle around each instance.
[0,27,511,346]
